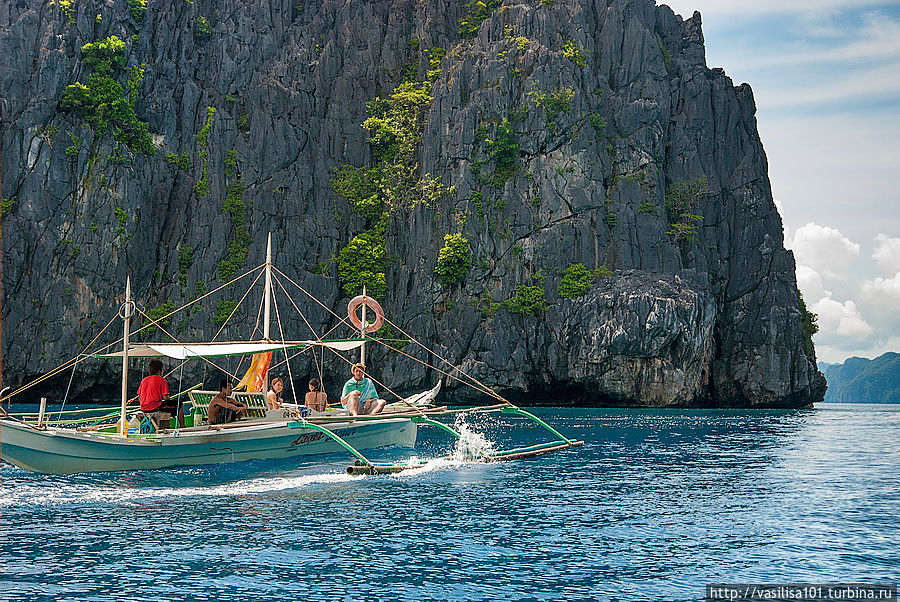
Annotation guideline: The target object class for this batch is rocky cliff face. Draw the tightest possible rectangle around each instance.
[0,0,825,407]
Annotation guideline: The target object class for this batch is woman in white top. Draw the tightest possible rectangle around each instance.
[266,377,284,410]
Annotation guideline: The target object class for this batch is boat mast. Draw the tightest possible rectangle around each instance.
[360,285,366,366]
[264,232,272,341]
[263,233,272,392]
[119,276,133,435]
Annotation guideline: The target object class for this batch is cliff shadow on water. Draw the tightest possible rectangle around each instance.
[0,0,825,407]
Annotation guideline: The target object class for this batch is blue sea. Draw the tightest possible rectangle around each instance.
[1,403,897,601]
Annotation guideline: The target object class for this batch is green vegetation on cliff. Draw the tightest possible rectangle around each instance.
[333,64,451,298]
[557,263,593,298]
[127,0,146,21]
[562,40,587,67]
[505,284,547,315]
[337,222,388,300]
[435,233,471,287]
[664,176,707,241]
[798,292,818,357]
[527,87,575,129]
[60,36,154,155]
[217,150,251,283]
[143,300,175,334]
[458,0,502,37]
[194,106,215,198]
[482,118,520,186]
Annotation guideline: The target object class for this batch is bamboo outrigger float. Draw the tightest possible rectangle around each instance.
[0,235,582,475]
[343,405,584,475]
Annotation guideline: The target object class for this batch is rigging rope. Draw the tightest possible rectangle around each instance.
[270,265,510,405]
[0,264,264,407]
[271,277,299,406]
[0,311,119,408]
[272,274,325,394]
[136,308,242,383]
[56,353,86,421]
[378,315,508,403]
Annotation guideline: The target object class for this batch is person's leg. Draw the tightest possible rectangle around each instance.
[346,397,362,416]
[371,399,386,415]
[158,400,184,428]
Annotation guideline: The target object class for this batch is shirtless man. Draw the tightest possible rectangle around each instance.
[207,379,248,425]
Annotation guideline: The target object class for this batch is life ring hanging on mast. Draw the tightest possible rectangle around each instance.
[348,294,384,333]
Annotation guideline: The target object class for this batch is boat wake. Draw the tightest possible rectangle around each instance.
[0,468,361,507]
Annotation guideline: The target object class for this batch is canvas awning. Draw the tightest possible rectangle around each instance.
[94,339,366,359]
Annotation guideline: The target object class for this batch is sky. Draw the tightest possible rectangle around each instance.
[660,0,900,364]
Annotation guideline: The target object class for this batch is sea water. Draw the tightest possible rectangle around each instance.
[1,404,897,601]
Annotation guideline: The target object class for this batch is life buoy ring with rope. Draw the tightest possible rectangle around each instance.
[348,295,385,333]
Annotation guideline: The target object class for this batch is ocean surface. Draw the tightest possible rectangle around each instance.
[1,403,897,601]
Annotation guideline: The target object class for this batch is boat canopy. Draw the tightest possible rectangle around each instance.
[94,339,366,360]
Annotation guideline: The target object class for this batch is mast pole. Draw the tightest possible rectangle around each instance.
[119,276,133,435]
[264,232,272,341]
[263,233,272,393]
[360,285,366,366]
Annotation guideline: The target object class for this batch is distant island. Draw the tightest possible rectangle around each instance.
[819,352,900,403]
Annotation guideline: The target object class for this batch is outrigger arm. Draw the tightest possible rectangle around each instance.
[334,404,584,476]
[288,419,375,468]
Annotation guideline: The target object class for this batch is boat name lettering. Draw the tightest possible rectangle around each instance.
[289,428,357,446]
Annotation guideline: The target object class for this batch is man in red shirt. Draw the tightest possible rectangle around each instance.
[138,359,185,427]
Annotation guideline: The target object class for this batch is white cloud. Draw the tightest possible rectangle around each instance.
[862,272,900,310]
[795,264,827,303]
[789,223,860,280]
[872,233,900,275]
[760,114,900,245]
[660,1,891,19]
[811,297,874,338]
[715,12,900,70]
[758,59,900,109]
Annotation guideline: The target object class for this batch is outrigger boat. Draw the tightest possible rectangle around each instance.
[0,236,582,475]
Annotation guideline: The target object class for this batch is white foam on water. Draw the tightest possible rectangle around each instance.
[450,415,496,460]
[383,417,499,477]
[0,470,360,507]
[386,455,467,477]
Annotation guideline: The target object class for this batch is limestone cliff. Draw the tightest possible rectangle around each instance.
[0,0,825,407]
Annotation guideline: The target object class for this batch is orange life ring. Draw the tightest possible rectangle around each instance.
[348,295,385,333]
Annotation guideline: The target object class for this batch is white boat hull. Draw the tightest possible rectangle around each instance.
[0,418,417,474]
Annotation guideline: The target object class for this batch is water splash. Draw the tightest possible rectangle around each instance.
[449,415,496,461]
[382,417,498,477]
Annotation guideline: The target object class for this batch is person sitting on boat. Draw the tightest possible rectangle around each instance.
[208,379,248,425]
[340,363,386,416]
[266,377,284,410]
[305,377,328,412]
[138,359,185,428]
